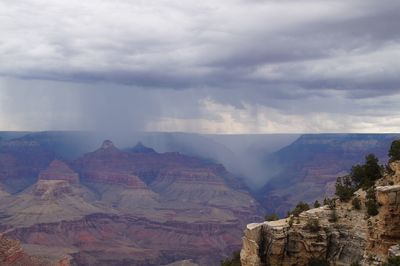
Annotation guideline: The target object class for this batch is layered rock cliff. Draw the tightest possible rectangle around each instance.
[241,161,400,266]
[260,134,400,216]
[0,139,262,265]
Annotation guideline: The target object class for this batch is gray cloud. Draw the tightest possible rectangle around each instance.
[0,0,400,133]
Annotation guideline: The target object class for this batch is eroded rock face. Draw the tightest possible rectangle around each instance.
[241,206,367,266]
[39,160,79,184]
[0,234,26,265]
[3,213,241,266]
[0,234,57,266]
[241,161,400,266]
[260,134,400,216]
[0,139,262,265]
[368,184,400,263]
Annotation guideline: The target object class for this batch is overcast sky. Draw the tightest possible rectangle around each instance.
[0,0,399,133]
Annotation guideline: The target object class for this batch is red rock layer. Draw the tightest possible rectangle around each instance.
[4,213,242,266]
[39,160,79,184]
[73,140,232,189]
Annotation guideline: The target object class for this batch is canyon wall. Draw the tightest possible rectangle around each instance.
[241,162,400,266]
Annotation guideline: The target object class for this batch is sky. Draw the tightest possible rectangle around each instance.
[0,0,400,133]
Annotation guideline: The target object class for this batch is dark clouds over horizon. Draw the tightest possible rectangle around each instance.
[0,0,400,133]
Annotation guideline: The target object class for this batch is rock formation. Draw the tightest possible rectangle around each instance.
[129,141,157,154]
[38,160,79,184]
[0,233,67,266]
[241,161,400,266]
[0,139,262,265]
[0,139,55,193]
[260,134,400,216]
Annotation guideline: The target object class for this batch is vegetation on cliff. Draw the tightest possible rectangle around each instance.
[289,201,310,217]
[335,153,383,202]
[389,140,400,162]
[241,139,400,266]
[264,213,279,221]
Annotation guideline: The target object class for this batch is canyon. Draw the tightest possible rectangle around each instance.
[1,132,400,265]
[260,134,400,216]
[0,136,262,265]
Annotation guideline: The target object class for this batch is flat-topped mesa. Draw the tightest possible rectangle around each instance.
[39,160,79,184]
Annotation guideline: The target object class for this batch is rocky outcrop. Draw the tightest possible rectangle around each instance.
[0,234,27,265]
[241,161,400,266]
[0,234,54,266]
[241,207,367,265]
[367,184,400,263]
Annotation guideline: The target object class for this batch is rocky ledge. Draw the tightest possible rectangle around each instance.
[241,161,400,266]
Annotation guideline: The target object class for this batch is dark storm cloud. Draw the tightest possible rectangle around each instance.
[0,0,400,133]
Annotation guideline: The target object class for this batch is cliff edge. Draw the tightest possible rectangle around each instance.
[241,160,400,266]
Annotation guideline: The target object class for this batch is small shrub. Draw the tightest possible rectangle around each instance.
[304,219,321,232]
[314,200,321,208]
[290,201,310,217]
[307,258,329,266]
[366,200,379,216]
[288,216,294,227]
[264,213,279,221]
[352,197,361,210]
[324,198,336,210]
[323,198,329,205]
[365,187,379,216]
[220,250,241,266]
[329,210,338,223]
[335,175,356,202]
